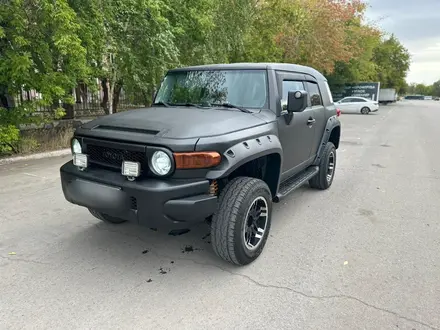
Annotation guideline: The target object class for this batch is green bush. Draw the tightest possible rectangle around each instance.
[0,124,20,154]
[0,103,42,155]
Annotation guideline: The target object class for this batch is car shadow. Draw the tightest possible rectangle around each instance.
[61,184,319,273]
[74,218,221,260]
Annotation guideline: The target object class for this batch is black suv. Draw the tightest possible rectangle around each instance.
[60,63,341,266]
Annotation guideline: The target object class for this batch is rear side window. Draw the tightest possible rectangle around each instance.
[352,98,367,103]
[306,82,323,106]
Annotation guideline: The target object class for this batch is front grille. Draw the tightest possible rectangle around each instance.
[86,144,147,170]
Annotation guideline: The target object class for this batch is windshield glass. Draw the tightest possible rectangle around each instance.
[154,69,268,108]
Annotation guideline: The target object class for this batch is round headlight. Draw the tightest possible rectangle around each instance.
[72,138,82,154]
[150,151,172,176]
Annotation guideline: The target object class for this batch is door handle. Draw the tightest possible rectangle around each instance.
[307,118,316,125]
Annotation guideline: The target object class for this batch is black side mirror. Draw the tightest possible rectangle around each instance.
[287,90,308,113]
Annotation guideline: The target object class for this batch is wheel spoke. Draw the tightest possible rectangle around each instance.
[326,152,335,183]
[242,196,269,251]
[255,228,264,239]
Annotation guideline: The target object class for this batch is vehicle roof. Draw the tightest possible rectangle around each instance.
[168,62,327,81]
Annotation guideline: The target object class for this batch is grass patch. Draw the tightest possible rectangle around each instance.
[0,126,74,157]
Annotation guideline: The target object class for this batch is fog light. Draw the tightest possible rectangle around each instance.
[122,161,140,178]
[73,153,88,169]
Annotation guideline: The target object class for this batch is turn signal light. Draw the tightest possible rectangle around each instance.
[174,152,221,169]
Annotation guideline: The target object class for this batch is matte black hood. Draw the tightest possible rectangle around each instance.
[80,106,269,139]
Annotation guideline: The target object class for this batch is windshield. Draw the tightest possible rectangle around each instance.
[154,69,268,108]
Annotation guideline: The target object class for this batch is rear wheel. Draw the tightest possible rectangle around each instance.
[309,142,336,190]
[88,209,127,224]
[211,177,272,266]
[361,107,370,114]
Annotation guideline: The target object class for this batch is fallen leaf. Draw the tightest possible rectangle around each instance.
[8,252,16,255]
[343,261,348,265]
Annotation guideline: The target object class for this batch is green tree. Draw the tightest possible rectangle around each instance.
[68,0,180,114]
[0,0,89,152]
[0,0,88,111]
[432,80,440,97]
[165,0,216,66]
[412,83,432,96]
[373,34,411,94]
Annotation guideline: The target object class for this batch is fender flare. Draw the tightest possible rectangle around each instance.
[313,116,341,166]
[206,134,283,180]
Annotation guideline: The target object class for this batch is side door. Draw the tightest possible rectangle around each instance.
[339,97,354,112]
[304,78,326,159]
[351,97,367,112]
[276,72,316,181]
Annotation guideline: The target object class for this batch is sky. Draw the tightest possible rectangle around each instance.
[365,0,440,85]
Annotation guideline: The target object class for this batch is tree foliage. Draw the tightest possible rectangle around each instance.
[407,82,438,96]
[432,80,440,97]
[1,0,414,137]
[0,0,88,109]
[372,34,411,94]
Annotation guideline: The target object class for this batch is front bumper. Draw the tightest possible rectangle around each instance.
[60,161,218,230]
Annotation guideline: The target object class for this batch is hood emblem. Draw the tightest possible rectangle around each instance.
[102,149,128,162]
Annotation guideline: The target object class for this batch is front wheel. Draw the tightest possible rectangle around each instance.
[309,142,336,190]
[89,209,127,224]
[211,177,272,266]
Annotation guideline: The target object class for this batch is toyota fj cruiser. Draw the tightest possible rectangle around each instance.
[60,63,341,266]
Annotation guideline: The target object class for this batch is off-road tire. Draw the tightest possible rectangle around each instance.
[361,107,370,114]
[88,209,127,224]
[211,177,272,266]
[309,142,336,190]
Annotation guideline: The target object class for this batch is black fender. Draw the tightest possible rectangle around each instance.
[313,116,341,166]
[206,134,283,181]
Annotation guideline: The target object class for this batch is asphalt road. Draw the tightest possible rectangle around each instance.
[1,100,440,330]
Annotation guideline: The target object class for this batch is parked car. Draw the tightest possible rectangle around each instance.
[60,63,341,266]
[334,96,379,114]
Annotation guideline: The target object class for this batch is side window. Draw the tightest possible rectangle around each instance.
[306,82,323,106]
[353,98,367,103]
[341,98,352,103]
[281,80,305,110]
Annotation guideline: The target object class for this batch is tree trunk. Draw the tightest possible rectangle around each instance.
[0,84,10,109]
[108,80,114,115]
[75,85,82,103]
[81,83,88,105]
[100,78,109,114]
[62,89,74,119]
[112,82,123,113]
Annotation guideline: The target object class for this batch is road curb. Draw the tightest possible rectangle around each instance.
[0,148,71,165]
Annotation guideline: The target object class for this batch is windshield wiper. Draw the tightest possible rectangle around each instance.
[155,102,207,109]
[176,102,207,109]
[211,102,252,113]
[152,101,171,107]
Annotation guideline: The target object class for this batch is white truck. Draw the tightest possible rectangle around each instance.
[379,88,397,105]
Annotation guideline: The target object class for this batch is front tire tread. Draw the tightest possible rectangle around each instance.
[211,177,272,266]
